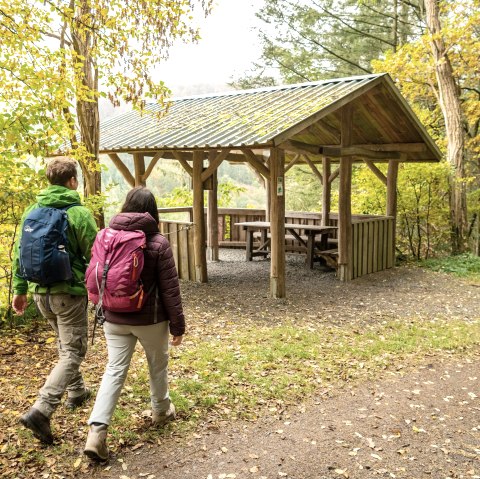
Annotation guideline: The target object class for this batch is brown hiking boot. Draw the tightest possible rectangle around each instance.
[65,388,92,410]
[152,403,176,427]
[84,424,109,461]
[19,408,53,445]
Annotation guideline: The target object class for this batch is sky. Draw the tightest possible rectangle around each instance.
[154,0,264,96]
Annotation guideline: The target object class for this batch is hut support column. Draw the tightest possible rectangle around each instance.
[207,150,219,261]
[193,151,208,282]
[269,148,286,298]
[387,160,399,266]
[322,157,331,226]
[338,105,353,281]
[264,151,271,221]
[133,153,146,187]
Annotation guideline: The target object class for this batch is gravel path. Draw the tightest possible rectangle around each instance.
[83,251,480,479]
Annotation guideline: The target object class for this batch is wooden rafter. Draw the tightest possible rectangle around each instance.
[142,151,164,181]
[172,151,193,176]
[279,140,403,160]
[364,160,387,185]
[201,149,231,182]
[108,153,135,187]
[242,149,270,180]
[285,154,300,173]
[329,168,340,183]
[303,154,323,184]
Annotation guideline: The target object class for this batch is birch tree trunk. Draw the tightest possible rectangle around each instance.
[424,0,466,254]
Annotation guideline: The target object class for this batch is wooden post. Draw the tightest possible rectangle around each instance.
[269,148,286,298]
[264,151,271,221]
[133,153,146,187]
[338,105,353,281]
[207,150,219,261]
[192,151,207,282]
[322,157,331,226]
[387,160,399,266]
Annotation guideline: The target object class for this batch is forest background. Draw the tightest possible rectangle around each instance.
[0,0,479,324]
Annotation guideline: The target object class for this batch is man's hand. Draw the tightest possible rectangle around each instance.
[171,335,183,347]
[12,295,28,315]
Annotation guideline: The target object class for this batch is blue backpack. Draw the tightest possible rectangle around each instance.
[19,204,79,286]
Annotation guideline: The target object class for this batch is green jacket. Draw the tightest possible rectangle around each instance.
[13,185,98,296]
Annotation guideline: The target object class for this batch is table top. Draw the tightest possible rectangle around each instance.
[235,221,337,232]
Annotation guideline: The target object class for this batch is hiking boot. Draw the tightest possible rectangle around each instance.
[19,408,53,445]
[84,424,109,461]
[152,403,176,427]
[65,388,92,410]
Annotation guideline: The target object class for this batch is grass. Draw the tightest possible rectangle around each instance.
[2,317,480,478]
[163,318,480,429]
[421,253,480,279]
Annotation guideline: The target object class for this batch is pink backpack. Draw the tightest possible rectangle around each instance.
[86,228,150,314]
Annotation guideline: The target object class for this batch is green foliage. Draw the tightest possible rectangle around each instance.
[233,0,423,88]
[285,166,322,212]
[352,162,451,258]
[0,158,47,325]
[421,254,480,279]
[0,0,212,200]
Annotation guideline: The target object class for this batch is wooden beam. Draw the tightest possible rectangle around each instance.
[242,149,270,180]
[108,153,135,187]
[303,154,323,185]
[192,151,207,283]
[338,105,353,282]
[246,163,265,186]
[284,154,300,173]
[329,168,340,183]
[280,140,403,160]
[134,153,146,187]
[319,146,402,160]
[279,140,320,156]
[172,151,193,176]
[387,161,399,268]
[207,150,219,262]
[353,143,426,152]
[364,160,387,185]
[142,151,164,182]
[201,148,230,182]
[269,148,286,298]
[322,157,331,226]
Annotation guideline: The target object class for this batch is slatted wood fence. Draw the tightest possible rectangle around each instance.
[158,208,394,280]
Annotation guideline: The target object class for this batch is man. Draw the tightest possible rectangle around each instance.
[12,156,97,445]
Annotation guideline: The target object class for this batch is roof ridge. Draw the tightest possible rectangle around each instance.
[151,73,386,104]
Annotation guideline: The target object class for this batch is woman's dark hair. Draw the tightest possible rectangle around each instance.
[121,187,159,223]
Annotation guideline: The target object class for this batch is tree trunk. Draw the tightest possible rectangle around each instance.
[424,0,466,254]
[73,0,104,228]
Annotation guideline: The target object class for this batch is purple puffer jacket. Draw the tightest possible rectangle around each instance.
[103,212,185,337]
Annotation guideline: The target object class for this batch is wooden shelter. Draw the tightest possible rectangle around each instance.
[98,73,442,298]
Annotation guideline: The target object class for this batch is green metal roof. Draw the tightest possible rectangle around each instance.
[100,74,385,152]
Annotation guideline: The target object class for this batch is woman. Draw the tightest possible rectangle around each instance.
[84,187,185,461]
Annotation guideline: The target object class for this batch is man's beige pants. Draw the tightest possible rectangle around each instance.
[33,293,88,418]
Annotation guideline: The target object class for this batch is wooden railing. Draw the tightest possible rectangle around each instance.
[158,219,195,281]
[350,216,395,279]
[158,207,394,280]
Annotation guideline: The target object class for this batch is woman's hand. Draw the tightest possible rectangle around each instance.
[171,335,183,346]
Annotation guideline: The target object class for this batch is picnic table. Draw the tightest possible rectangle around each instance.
[235,221,338,269]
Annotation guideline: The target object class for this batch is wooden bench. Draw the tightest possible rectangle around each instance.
[316,249,339,270]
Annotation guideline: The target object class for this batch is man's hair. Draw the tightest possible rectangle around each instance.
[121,187,160,223]
[46,156,78,186]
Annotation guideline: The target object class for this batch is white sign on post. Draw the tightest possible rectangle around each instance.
[277,176,284,196]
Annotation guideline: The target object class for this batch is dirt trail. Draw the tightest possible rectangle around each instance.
[88,354,480,479]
